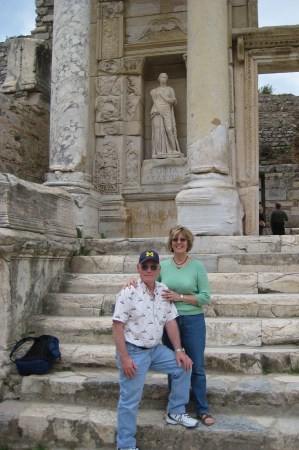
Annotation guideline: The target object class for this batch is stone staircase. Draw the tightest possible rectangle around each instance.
[1,235,299,449]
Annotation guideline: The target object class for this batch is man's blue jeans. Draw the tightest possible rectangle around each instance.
[163,313,209,416]
[116,342,192,449]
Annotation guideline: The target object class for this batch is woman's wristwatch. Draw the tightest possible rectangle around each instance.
[175,348,185,353]
[180,294,184,300]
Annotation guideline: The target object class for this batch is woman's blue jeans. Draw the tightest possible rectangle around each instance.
[163,313,209,416]
[116,342,192,449]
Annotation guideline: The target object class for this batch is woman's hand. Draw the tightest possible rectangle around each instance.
[123,278,137,289]
[162,289,181,302]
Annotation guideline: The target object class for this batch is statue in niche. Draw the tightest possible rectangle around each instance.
[150,73,182,159]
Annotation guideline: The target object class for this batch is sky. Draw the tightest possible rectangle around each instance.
[0,0,298,94]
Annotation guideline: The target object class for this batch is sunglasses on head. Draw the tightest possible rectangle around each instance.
[141,264,158,271]
[172,237,186,242]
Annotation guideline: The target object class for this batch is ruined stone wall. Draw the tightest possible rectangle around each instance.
[259,94,299,165]
[0,1,53,184]
[259,94,299,231]
[0,42,8,85]
[33,0,54,43]
[0,91,50,183]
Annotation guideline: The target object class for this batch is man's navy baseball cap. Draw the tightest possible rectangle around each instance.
[139,250,159,264]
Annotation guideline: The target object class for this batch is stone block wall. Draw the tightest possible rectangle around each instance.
[259,94,299,165]
[259,94,299,231]
[0,91,50,183]
[33,0,54,43]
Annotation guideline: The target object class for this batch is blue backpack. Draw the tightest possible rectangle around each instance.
[10,335,61,376]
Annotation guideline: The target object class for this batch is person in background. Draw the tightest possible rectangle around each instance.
[270,202,288,235]
[125,226,215,426]
[259,205,266,235]
[113,250,198,450]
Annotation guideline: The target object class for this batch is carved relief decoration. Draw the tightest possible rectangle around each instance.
[98,1,124,19]
[127,16,187,44]
[94,141,119,193]
[95,76,123,122]
[102,19,122,59]
[98,59,121,74]
[125,138,140,185]
[126,76,141,121]
[123,57,144,75]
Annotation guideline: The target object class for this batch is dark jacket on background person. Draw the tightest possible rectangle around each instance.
[270,203,288,235]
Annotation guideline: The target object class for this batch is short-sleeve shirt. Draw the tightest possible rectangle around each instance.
[113,280,178,348]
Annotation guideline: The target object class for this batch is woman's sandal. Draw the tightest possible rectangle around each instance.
[198,413,215,426]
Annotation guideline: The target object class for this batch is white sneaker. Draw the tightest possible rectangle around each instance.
[117,447,140,450]
[166,412,199,428]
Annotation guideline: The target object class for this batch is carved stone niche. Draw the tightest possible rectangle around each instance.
[1,38,51,95]
[143,54,187,160]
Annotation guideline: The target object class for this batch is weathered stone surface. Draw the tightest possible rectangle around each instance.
[258,273,299,293]
[262,319,299,345]
[0,38,51,94]
[0,174,76,237]
[206,294,299,318]
[0,400,299,450]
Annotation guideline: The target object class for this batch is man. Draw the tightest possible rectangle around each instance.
[270,202,288,235]
[113,250,198,450]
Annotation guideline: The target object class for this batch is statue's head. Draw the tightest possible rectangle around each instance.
[158,73,168,82]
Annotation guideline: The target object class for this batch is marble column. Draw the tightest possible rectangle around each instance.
[45,0,91,187]
[44,0,101,236]
[176,0,243,235]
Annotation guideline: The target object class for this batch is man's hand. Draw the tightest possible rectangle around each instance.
[175,351,193,371]
[120,355,138,378]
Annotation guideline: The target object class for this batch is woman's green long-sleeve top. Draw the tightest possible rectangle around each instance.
[157,258,211,316]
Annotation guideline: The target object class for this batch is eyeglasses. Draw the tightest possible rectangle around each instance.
[172,238,186,242]
[141,264,158,271]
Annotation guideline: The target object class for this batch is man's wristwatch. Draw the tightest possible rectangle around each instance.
[175,348,185,353]
[180,294,184,300]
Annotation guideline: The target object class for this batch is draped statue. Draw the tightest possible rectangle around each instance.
[150,73,182,158]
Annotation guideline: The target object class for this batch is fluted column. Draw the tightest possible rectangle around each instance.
[176,0,243,235]
[45,0,91,188]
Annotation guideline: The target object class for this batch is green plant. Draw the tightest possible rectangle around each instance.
[76,227,82,238]
[60,366,73,372]
[0,444,10,450]
[258,84,275,95]
[100,232,106,239]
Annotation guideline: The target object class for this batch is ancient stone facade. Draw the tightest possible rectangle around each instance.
[1,0,299,237]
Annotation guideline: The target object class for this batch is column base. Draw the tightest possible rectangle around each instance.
[176,186,244,236]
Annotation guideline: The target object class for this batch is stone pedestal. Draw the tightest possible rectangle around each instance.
[176,0,243,235]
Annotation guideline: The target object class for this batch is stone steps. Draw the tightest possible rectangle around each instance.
[2,235,299,450]
[44,292,299,318]
[0,400,298,450]
[27,314,299,347]
[56,271,299,294]
[48,342,298,375]
[83,235,299,256]
[18,369,299,417]
[71,252,299,273]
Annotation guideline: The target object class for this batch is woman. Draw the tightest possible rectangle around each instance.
[125,225,215,426]
[159,225,214,426]
[150,73,182,158]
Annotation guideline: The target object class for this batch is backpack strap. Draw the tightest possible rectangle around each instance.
[10,337,35,362]
[48,336,61,359]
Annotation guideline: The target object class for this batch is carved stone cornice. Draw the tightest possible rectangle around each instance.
[233,25,299,50]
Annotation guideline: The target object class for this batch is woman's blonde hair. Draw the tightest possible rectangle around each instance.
[166,225,194,253]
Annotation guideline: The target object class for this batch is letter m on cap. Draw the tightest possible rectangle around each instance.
[146,252,154,257]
